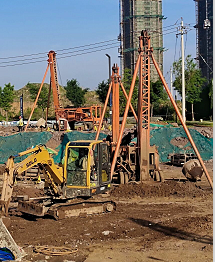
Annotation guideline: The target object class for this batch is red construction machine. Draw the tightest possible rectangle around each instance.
[25,51,101,131]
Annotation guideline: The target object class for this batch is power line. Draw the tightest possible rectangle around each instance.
[173,35,178,63]
[0,38,118,60]
[0,45,119,68]
[163,30,178,36]
[56,60,63,87]
[163,22,180,29]
[56,38,117,52]
[0,41,118,65]
[57,42,118,56]
[199,53,213,72]
[57,45,119,60]
[0,20,193,61]
[0,19,195,68]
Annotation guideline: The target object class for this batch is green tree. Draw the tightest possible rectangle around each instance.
[96,80,109,104]
[173,55,206,121]
[150,80,168,117]
[208,79,213,110]
[27,82,49,114]
[1,83,15,121]
[120,68,139,116]
[65,79,88,107]
[0,87,2,110]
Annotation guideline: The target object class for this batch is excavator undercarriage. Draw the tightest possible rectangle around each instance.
[0,142,116,220]
[18,198,115,220]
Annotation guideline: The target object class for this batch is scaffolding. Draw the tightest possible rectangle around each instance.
[119,0,164,81]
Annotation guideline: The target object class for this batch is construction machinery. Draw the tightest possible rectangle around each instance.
[54,105,101,131]
[0,142,115,219]
[24,51,101,132]
[20,29,213,193]
[95,32,163,184]
[95,30,212,189]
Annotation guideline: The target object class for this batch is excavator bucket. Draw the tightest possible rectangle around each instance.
[0,157,15,216]
[18,201,47,217]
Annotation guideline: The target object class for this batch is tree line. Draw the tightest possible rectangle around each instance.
[0,55,212,121]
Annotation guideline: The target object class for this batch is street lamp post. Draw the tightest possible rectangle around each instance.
[105,54,112,125]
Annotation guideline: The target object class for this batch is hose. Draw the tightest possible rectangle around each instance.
[33,245,78,256]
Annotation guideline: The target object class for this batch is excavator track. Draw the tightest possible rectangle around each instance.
[18,199,116,220]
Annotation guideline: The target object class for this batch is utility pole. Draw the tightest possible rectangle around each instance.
[20,94,24,119]
[180,18,186,122]
[105,54,112,125]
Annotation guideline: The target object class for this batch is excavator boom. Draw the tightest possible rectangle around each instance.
[0,141,115,219]
[0,145,64,216]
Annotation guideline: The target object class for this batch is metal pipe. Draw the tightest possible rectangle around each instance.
[24,64,50,132]
[110,55,141,179]
[151,52,213,189]
[180,18,186,122]
[95,82,112,141]
[112,65,120,143]
[120,82,138,121]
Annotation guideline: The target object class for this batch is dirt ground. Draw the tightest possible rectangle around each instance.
[0,161,211,262]
[0,125,213,262]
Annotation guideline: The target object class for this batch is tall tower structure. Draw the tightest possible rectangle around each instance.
[194,0,213,82]
[119,0,164,81]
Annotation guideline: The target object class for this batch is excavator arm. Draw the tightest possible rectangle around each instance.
[15,145,64,185]
[0,156,15,216]
[0,145,64,216]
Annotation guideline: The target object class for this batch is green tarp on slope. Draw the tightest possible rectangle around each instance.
[132,127,213,162]
[0,128,212,165]
[53,131,107,163]
[0,132,52,164]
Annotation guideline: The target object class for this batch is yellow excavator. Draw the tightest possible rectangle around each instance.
[0,141,115,219]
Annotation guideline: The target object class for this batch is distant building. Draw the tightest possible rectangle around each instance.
[194,0,213,82]
[119,0,164,81]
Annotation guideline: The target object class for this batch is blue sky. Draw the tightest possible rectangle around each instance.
[0,0,196,92]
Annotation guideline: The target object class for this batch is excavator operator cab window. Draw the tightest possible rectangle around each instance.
[101,143,110,183]
[66,147,89,187]
[90,144,99,185]
[93,144,98,167]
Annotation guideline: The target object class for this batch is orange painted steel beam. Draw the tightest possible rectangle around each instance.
[137,35,144,180]
[46,77,52,125]
[110,55,141,179]
[151,52,213,189]
[24,64,50,132]
[141,31,151,136]
[120,82,138,121]
[112,65,120,144]
[48,51,61,113]
[137,31,151,181]
[95,82,112,141]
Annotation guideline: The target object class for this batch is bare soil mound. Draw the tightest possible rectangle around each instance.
[110,180,212,199]
[45,131,64,150]
[12,186,44,198]
[190,126,213,138]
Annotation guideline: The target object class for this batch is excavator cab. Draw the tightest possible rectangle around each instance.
[64,140,111,198]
